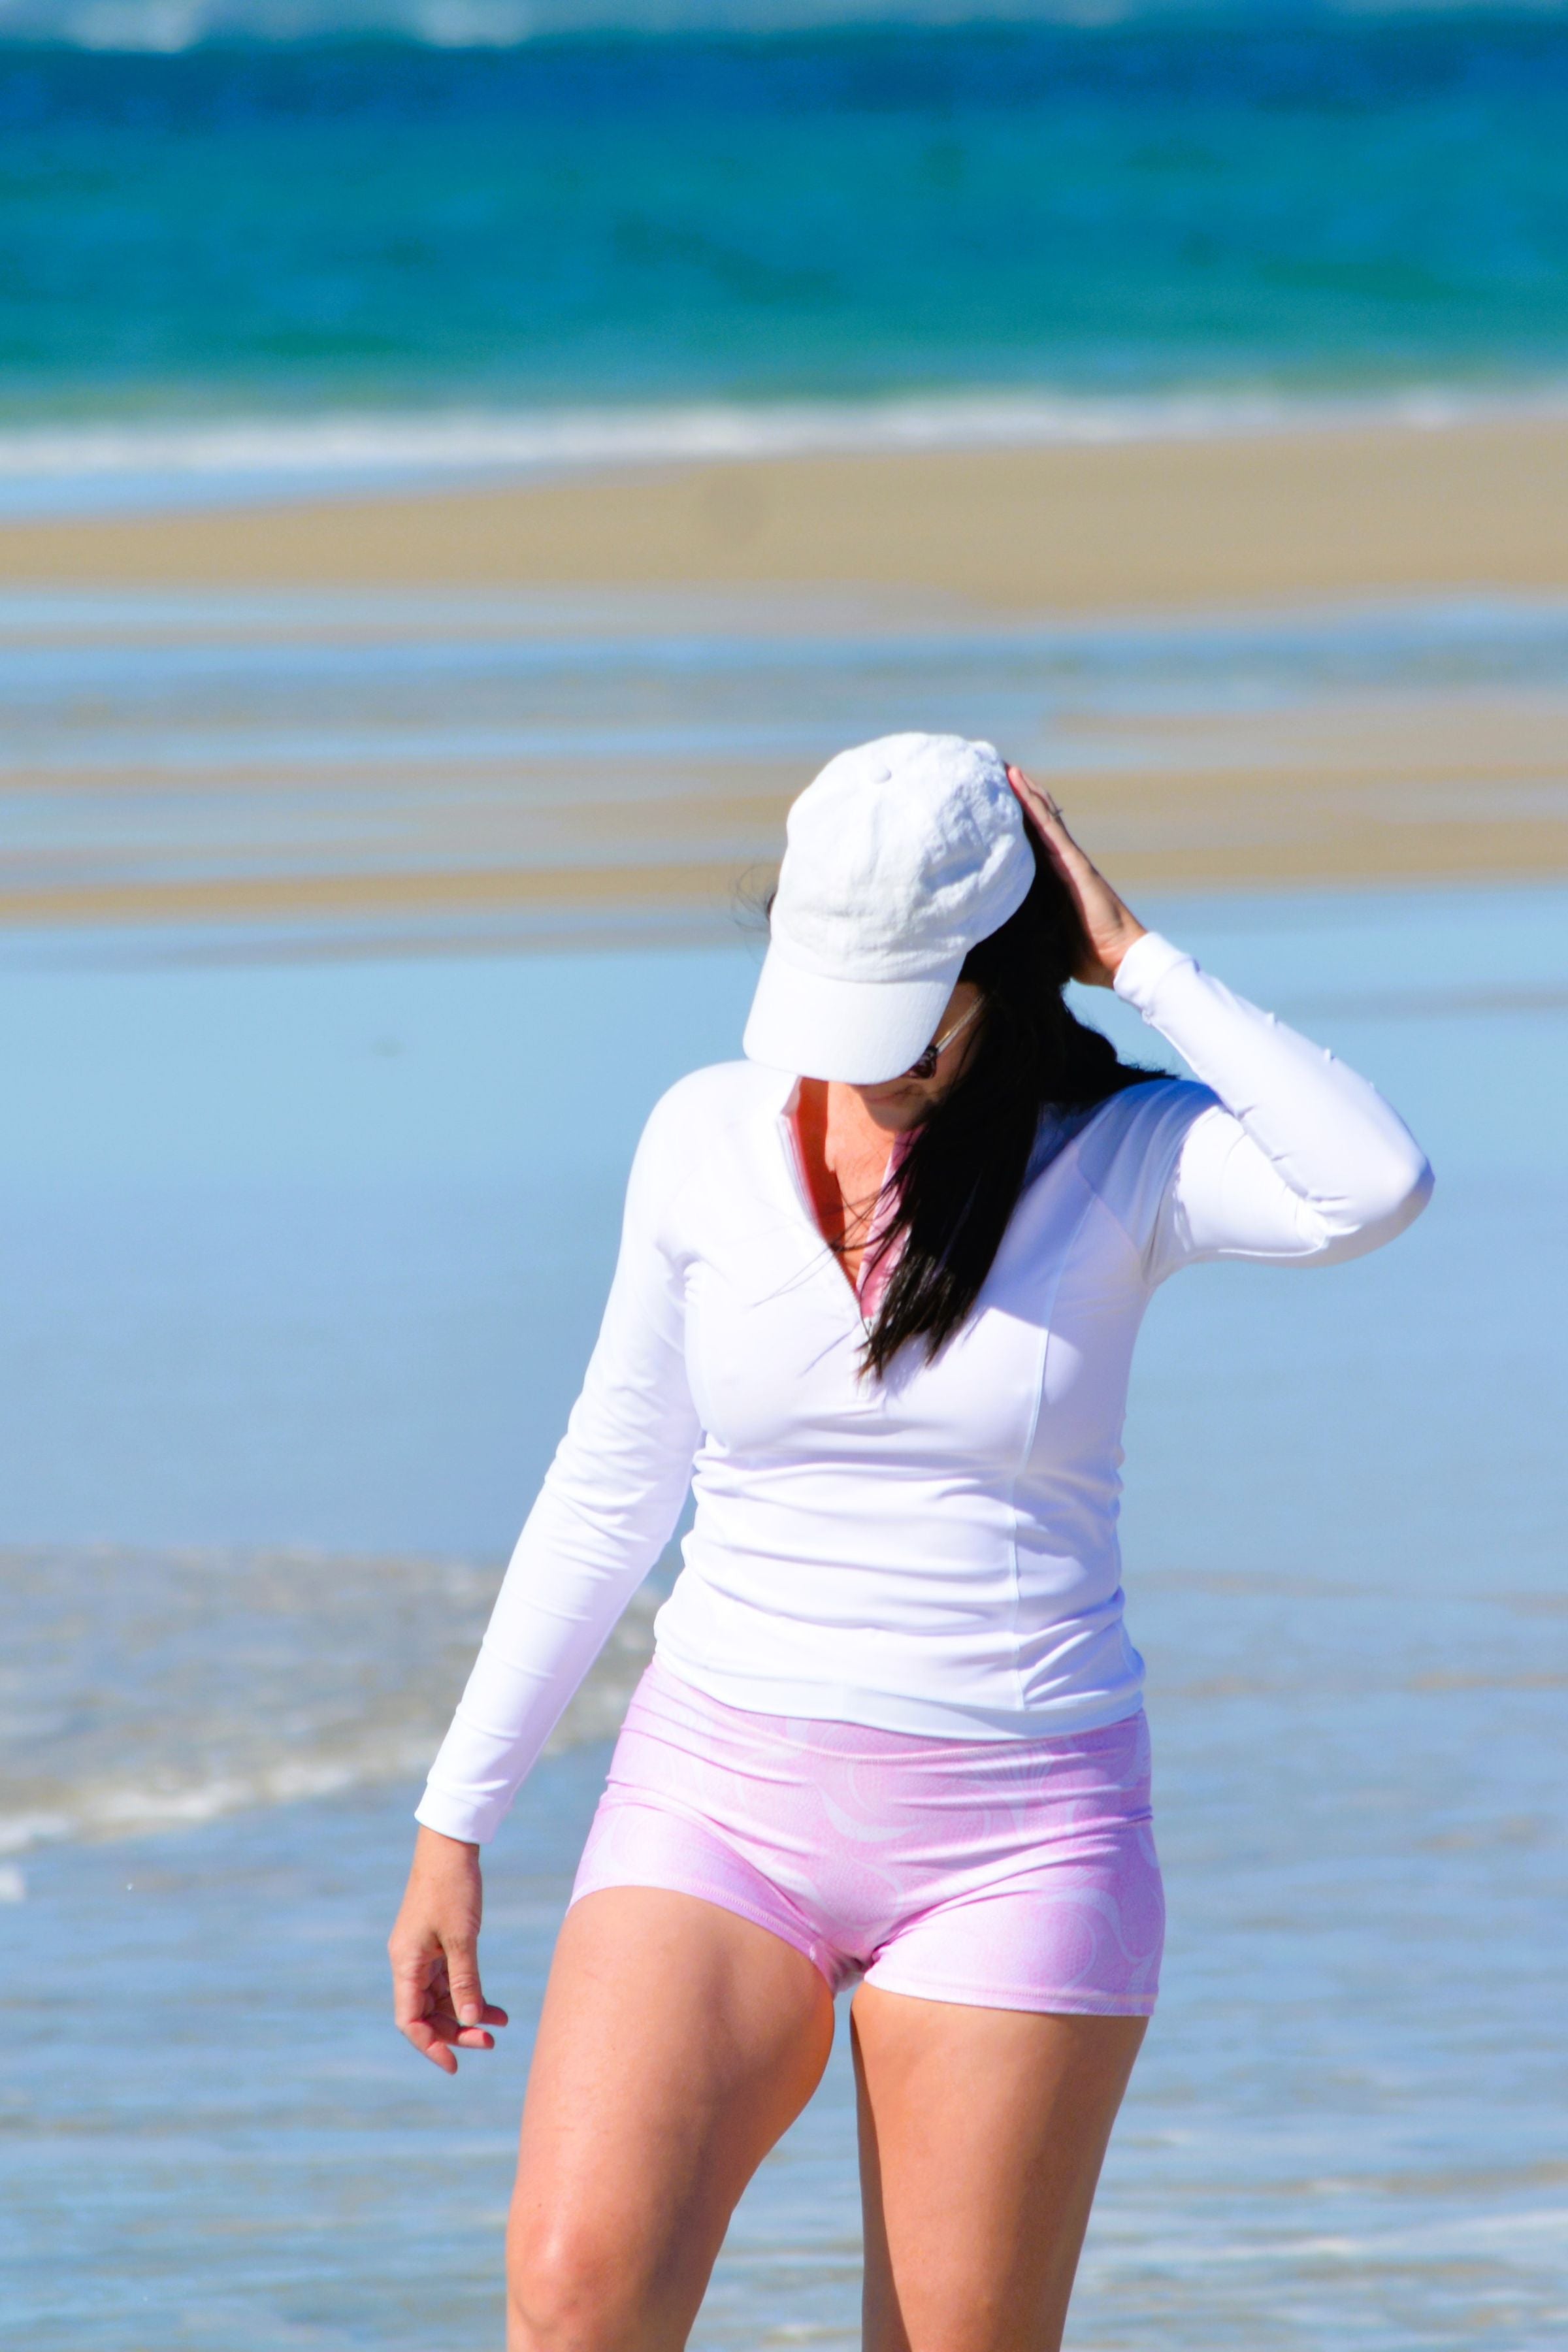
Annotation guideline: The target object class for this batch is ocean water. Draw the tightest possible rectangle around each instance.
[3,566,1567,2350]
[2,537,1565,2352]
[4,7,1566,2342]
[4,877,1567,2348]
[3,10,1568,506]
[4,570,1566,1556]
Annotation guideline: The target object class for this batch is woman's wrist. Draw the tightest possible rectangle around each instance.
[414,1823,481,1867]
[1077,911,1147,988]
[1099,914,1147,979]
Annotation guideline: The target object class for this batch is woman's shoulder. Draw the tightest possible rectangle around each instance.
[1069,1074,1222,1203]
[630,1060,791,1200]
[644,1058,790,1137]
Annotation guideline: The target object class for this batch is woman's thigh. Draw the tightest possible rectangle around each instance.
[852,1985,1147,2352]
[508,1886,836,2352]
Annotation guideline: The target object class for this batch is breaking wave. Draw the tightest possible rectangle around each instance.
[0,1543,660,1853]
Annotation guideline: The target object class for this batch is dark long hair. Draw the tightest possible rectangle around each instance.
[859,843,1156,1379]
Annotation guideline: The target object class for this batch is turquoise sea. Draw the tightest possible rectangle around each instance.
[4,6,1568,506]
[3,8,1567,2349]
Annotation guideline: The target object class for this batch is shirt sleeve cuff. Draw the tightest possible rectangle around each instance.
[414,1785,496,1846]
[1111,929,1196,1015]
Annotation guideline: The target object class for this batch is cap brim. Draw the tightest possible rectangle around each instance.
[743,944,961,1084]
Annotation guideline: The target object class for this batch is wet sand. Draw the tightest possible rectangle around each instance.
[5,412,1568,609]
[5,699,1568,940]
[5,415,1568,945]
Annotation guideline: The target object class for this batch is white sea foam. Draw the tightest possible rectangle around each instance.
[0,1543,661,1854]
[0,1,1438,55]
[1,384,1565,519]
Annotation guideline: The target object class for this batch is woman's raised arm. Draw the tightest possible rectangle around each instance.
[1112,930,1434,1275]
[1007,765,1433,1277]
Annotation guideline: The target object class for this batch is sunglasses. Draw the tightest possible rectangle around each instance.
[903,994,983,1083]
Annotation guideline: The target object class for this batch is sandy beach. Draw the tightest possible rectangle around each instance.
[6,413,1568,607]
[5,416,1568,943]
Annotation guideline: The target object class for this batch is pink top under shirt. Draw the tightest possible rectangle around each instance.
[785,1096,915,1322]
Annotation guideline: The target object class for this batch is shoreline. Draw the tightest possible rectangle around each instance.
[5,382,1568,519]
[7,715,1566,941]
[6,415,1568,927]
[2,414,1567,610]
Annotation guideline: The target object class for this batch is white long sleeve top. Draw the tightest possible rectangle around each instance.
[417,932,1433,1844]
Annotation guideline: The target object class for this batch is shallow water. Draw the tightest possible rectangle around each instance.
[6,582,1568,981]
[3,487,1566,2352]
[6,1548,1566,2349]
[3,875,1566,2346]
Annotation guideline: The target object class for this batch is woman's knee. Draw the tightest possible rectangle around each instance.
[507,2219,635,2352]
[507,2212,694,2352]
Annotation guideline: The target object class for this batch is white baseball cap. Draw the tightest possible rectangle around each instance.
[743,732,1034,1085]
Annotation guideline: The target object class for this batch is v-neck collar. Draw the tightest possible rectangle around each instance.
[764,1084,1113,1324]
[774,1081,902,1316]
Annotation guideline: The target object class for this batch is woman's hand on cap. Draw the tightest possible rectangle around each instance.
[1005,766,1146,988]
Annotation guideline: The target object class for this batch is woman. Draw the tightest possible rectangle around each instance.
[389,733,1432,2352]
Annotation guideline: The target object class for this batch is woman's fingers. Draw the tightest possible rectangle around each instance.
[1006,762,1145,987]
[409,2021,460,2074]
[444,1938,490,2031]
[395,1986,494,2067]
[1005,761,1060,833]
[390,1940,508,2071]
[392,1955,461,2072]
[1007,764,1091,867]
[428,2008,498,2051]
[1016,771,1062,826]
[427,1994,511,2046]
[1005,765,1103,904]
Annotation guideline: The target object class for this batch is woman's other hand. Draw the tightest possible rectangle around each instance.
[389,1825,509,2073]
[1006,764,1146,988]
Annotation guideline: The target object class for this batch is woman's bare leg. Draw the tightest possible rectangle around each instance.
[507,1887,835,2352]
[853,1987,1147,2352]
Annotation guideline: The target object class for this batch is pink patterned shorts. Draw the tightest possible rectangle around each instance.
[570,1657,1164,2016]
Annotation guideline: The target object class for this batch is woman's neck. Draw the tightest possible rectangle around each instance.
[794,1079,906,1284]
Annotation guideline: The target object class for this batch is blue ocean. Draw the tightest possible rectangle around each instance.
[3,5,1568,501]
[3,8,1567,2350]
